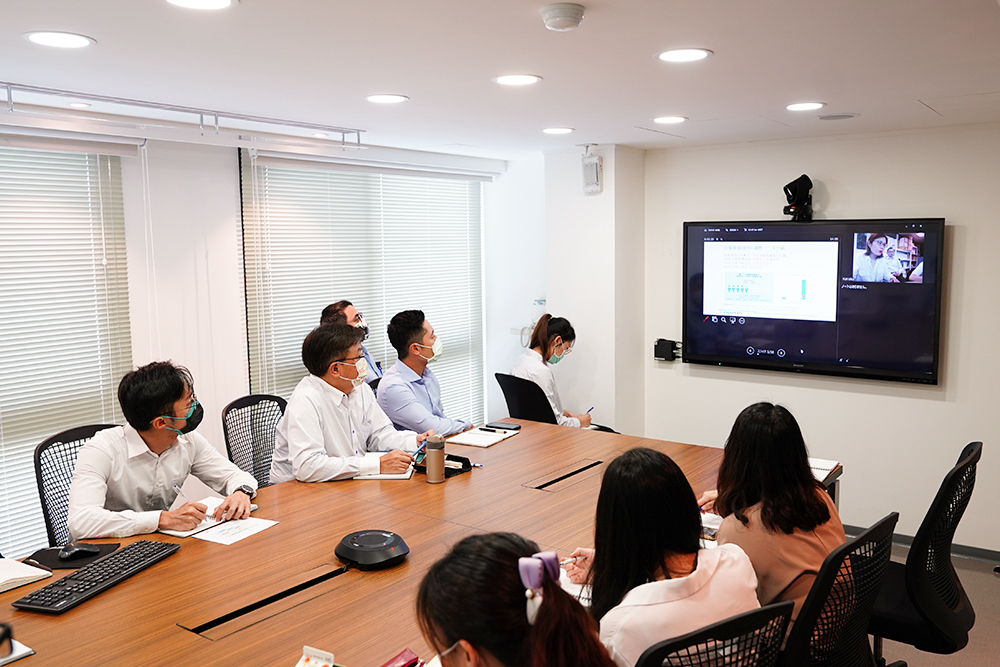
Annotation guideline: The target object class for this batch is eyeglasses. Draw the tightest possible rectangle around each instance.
[334,355,364,365]
[159,395,199,421]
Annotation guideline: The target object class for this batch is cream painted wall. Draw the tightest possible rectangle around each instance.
[644,123,1000,550]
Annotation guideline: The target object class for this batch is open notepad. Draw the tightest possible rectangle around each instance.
[0,558,51,594]
[158,496,260,538]
[809,457,841,484]
[447,427,518,448]
[354,452,415,480]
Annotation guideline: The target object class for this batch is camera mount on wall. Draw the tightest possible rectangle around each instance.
[783,174,813,221]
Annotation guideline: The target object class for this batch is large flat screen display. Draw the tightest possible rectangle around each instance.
[683,219,944,384]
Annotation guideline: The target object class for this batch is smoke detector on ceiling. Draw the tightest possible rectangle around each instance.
[541,3,585,31]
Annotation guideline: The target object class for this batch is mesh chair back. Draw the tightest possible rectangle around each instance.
[636,600,794,667]
[34,424,117,546]
[494,373,558,424]
[222,394,287,488]
[904,441,980,646]
[780,512,899,667]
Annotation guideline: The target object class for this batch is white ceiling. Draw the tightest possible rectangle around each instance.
[3,0,1000,160]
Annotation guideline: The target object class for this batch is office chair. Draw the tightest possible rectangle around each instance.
[222,394,287,488]
[635,600,794,667]
[494,373,558,424]
[778,512,899,667]
[35,424,117,547]
[869,441,982,667]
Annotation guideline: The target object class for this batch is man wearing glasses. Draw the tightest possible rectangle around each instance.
[268,324,430,484]
[320,300,382,385]
[67,362,258,540]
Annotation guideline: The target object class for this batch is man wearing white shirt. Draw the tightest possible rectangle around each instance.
[377,310,472,437]
[67,362,257,540]
[269,324,430,483]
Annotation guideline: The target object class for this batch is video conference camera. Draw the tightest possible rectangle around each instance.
[783,174,813,222]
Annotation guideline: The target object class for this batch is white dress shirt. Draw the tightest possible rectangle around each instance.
[67,425,258,540]
[509,348,580,428]
[376,359,471,436]
[269,374,419,483]
[600,544,760,667]
[853,253,892,282]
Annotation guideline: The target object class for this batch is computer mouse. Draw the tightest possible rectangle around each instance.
[58,541,102,561]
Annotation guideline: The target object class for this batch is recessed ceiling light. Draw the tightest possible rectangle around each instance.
[493,75,542,86]
[658,49,712,63]
[312,132,328,138]
[166,0,238,9]
[653,116,687,124]
[786,102,826,111]
[819,113,859,121]
[69,102,91,109]
[367,94,409,104]
[24,32,95,48]
[543,127,574,135]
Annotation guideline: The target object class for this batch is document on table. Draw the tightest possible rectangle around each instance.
[194,516,278,545]
[158,497,259,538]
[447,427,518,448]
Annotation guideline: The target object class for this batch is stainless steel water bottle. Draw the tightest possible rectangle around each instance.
[425,435,446,484]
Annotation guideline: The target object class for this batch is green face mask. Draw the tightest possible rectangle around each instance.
[548,349,564,364]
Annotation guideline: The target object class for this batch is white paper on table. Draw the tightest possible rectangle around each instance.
[158,497,259,537]
[193,516,278,545]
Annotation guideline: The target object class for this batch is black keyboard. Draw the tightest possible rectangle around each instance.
[12,539,179,614]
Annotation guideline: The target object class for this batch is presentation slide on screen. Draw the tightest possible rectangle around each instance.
[703,241,839,321]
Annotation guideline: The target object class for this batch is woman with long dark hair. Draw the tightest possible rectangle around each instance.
[700,402,845,620]
[566,448,758,666]
[417,532,615,667]
[510,314,591,428]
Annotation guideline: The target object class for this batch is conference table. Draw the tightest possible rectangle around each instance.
[1,421,725,666]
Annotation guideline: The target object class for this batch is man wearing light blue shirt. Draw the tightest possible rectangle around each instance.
[320,300,382,384]
[377,310,472,436]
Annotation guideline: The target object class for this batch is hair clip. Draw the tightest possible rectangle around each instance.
[518,551,559,625]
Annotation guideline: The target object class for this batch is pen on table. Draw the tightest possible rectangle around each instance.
[471,462,484,468]
[480,427,500,433]
[560,556,586,566]
[586,407,594,414]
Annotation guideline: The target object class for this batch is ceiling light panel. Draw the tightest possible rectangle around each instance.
[786,102,825,111]
[493,75,542,86]
[24,32,95,48]
[166,0,238,9]
[658,49,712,62]
[367,94,409,104]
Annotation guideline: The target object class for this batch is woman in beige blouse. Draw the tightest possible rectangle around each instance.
[698,402,845,620]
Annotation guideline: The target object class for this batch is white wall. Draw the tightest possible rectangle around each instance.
[643,122,1000,550]
[121,140,249,454]
[545,147,619,427]
[484,157,547,422]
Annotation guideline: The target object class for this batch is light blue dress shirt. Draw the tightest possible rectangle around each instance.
[376,359,471,436]
[362,343,382,382]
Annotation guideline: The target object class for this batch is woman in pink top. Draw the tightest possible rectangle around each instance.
[701,402,846,621]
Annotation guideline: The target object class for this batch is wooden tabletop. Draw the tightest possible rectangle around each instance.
[0,421,722,666]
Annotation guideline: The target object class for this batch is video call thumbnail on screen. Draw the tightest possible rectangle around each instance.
[683,220,943,384]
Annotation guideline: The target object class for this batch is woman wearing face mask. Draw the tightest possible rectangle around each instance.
[510,314,591,428]
[417,532,616,667]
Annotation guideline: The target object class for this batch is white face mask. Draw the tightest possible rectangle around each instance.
[355,315,370,340]
[431,640,460,665]
[416,337,443,362]
[339,357,369,387]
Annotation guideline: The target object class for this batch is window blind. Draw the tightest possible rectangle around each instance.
[240,149,485,425]
[0,146,132,557]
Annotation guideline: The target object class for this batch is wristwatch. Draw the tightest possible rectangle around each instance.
[236,485,255,498]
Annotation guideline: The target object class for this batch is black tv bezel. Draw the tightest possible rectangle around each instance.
[681,218,945,385]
